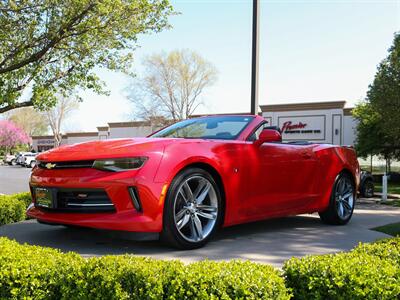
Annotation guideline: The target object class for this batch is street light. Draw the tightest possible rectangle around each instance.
[251,0,260,115]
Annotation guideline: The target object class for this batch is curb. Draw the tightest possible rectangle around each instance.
[375,192,400,199]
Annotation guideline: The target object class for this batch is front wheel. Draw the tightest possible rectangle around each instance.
[161,168,223,249]
[319,172,355,225]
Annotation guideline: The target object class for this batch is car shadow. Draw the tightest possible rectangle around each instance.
[2,211,386,267]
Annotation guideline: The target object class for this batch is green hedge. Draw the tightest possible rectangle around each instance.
[0,238,290,299]
[0,192,31,225]
[283,238,400,300]
[352,236,400,262]
[10,192,33,208]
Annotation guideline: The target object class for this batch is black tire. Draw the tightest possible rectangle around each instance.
[29,161,36,168]
[10,159,16,166]
[161,167,223,249]
[360,179,374,198]
[319,172,355,225]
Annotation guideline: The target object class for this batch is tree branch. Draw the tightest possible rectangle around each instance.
[0,3,95,74]
[0,100,33,114]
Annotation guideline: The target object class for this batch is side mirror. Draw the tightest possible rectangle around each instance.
[254,129,282,146]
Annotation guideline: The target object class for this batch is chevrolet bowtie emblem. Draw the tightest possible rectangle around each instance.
[45,163,56,169]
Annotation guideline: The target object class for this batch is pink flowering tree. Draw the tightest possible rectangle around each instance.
[0,120,31,153]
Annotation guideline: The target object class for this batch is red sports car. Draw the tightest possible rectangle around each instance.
[27,115,360,249]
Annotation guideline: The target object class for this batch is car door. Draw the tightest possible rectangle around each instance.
[242,140,319,217]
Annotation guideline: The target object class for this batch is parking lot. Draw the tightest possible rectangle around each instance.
[0,165,31,194]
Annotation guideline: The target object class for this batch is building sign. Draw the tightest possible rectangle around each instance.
[278,115,325,140]
[37,139,54,146]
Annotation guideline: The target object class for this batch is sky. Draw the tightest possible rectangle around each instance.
[66,0,400,132]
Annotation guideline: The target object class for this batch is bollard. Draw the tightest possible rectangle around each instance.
[382,172,388,202]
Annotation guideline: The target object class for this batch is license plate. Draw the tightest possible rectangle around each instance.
[35,188,53,208]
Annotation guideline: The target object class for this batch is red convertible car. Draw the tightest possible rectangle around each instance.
[27,115,360,249]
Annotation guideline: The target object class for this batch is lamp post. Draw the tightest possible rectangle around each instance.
[250,0,260,115]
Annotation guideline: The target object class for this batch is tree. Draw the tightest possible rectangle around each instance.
[7,107,48,136]
[129,49,218,121]
[0,0,173,113]
[353,32,400,170]
[44,96,79,147]
[0,120,30,153]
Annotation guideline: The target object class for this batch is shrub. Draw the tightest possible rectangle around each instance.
[168,260,290,300]
[0,192,32,225]
[284,247,400,300]
[11,192,33,208]
[353,237,400,262]
[0,238,84,300]
[0,238,290,299]
[0,195,26,225]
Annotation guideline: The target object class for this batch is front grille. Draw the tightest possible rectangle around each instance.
[38,160,94,170]
[34,187,115,213]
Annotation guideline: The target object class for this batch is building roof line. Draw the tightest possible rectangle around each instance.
[260,101,347,112]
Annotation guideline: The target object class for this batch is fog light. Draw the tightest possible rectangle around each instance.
[128,187,142,212]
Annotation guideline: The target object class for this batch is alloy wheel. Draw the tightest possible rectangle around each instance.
[173,175,218,243]
[335,176,354,220]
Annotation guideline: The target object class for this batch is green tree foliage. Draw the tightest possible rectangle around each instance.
[353,33,400,161]
[0,0,173,113]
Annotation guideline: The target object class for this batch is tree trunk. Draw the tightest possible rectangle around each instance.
[370,155,373,173]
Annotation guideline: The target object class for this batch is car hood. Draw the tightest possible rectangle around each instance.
[37,138,168,162]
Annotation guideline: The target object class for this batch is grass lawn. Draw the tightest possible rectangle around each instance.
[375,182,400,195]
[373,222,400,237]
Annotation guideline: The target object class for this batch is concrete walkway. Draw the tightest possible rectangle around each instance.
[1,201,399,267]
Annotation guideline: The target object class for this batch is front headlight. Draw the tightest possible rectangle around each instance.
[92,157,148,172]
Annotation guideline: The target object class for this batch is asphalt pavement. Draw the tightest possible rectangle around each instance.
[0,165,31,194]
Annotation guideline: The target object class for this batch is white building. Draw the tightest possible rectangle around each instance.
[260,101,356,146]
[31,121,153,152]
[32,101,358,152]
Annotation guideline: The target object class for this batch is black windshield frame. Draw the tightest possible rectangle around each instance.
[149,116,255,140]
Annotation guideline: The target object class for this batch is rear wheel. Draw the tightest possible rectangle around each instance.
[319,172,355,225]
[10,159,16,166]
[29,161,36,168]
[161,168,223,249]
[361,179,374,198]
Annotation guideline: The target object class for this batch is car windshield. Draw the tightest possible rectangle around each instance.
[150,116,254,140]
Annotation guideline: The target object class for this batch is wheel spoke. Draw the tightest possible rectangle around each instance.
[193,215,203,240]
[177,213,190,230]
[348,196,354,208]
[197,204,217,212]
[189,218,197,240]
[338,202,344,217]
[338,180,346,194]
[342,199,352,211]
[195,182,211,204]
[193,179,207,199]
[183,182,194,202]
[343,192,353,200]
[175,208,187,222]
[178,189,188,204]
[197,210,216,220]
